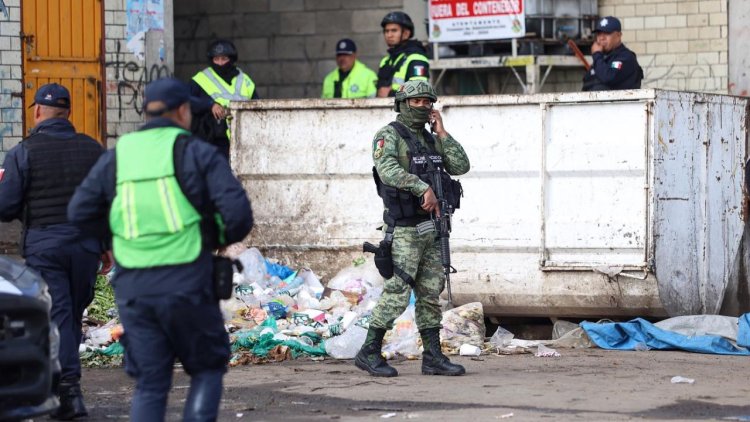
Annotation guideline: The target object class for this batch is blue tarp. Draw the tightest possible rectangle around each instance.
[581,314,750,356]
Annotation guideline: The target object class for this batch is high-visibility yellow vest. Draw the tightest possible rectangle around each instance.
[192,68,256,139]
[192,67,256,107]
[321,60,377,99]
[109,127,203,269]
[379,52,429,93]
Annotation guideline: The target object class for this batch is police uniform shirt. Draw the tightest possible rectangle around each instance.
[583,43,644,91]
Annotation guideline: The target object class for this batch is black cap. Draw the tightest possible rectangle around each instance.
[335,38,356,55]
[30,83,71,109]
[143,78,191,116]
[594,16,622,33]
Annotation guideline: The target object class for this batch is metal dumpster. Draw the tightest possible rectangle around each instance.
[231,89,749,318]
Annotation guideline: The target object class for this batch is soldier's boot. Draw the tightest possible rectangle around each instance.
[354,327,398,377]
[420,328,466,376]
[50,381,88,420]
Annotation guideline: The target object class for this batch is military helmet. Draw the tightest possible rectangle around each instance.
[381,11,415,38]
[394,80,437,112]
[207,39,238,62]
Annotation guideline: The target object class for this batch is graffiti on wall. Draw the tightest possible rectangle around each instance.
[642,56,722,93]
[106,40,171,118]
[0,0,8,20]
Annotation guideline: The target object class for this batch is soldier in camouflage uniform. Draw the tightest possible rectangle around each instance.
[355,80,470,377]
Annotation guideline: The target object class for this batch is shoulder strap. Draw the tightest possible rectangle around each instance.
[388,121,427,155]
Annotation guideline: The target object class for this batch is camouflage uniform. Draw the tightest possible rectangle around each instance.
[356,80,469,378]
[370,114,470,331]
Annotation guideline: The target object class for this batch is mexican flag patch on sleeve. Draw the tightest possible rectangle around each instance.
[611,61,623,70]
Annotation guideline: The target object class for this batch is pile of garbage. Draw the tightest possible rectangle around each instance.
[80,273,124,368]
[221,247,386,364]
[79,246,498,367]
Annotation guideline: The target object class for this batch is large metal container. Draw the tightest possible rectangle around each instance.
[231,90,749,318]
[525,0,598,39]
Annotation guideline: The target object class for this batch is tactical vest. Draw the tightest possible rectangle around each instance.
[109,127,203,269]
[379,52,430,93]
[374,121,462,225]
[23,133,103,228]
[322,60,377,99]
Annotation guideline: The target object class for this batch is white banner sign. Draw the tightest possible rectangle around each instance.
[428,0,526,43]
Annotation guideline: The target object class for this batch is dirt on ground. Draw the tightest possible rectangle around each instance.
[81,348,750,421]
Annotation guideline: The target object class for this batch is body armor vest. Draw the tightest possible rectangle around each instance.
[374,121,462,225]
[24,133,103,228]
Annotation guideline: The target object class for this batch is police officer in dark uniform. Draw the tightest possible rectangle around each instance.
[582,16,644,91]
[68,78,253,421]
[0,83,106,420]
[377,11,431,97]
[190,39,259,159]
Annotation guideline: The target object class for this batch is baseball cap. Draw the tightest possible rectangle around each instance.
[594,16,622,33]
[335,38,356,55]
[143,78,192,116]
[30,83,71,109]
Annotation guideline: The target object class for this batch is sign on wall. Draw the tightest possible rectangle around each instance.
[428,0,526,43]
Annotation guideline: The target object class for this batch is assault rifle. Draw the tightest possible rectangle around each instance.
[424,160,457,307]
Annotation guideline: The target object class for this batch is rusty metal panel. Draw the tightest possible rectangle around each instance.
[22,0,103,141]
[653,91,748,315]
[231,90,748,317]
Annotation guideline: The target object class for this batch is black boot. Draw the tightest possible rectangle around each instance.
[354,327,398,377]
[420,328,466,376]
[50,381,88,420]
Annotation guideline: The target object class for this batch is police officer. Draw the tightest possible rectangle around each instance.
[377,11,430,98]
[322,38,378,99]
[582,16,644,91]
[191,39,258,158]
[0,83,105,419]
[356,80,470,377]
[67,78,253,421]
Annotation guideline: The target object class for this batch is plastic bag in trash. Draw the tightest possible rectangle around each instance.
[237,248,267,285]
[383,305,420,358]
[535,344,561,357]
[325,324,367,359]
[552,320,579,340]
[489,326,514,348]
[327,260,384,297]
[86,319,119,347]
[440,302,486,352]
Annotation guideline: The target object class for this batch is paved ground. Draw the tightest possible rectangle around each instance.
[82,349,750,421]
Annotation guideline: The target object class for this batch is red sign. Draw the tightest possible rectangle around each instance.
[430,0,523,20]
[429,0,526,42]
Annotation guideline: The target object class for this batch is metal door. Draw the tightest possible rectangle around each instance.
[22,0,103,141]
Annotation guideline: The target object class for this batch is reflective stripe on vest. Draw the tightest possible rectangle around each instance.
[192,68,256,108]
[109,127,203,269]
[379,52,430,92]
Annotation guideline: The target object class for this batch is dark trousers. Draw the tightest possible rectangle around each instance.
[25,243,99,383]
[117,291,230,422]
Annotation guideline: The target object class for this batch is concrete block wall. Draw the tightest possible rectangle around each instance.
[174,0,405,98]
[104,0,144,146]
[0,0,22,164]
[599,0,728,93]
[104,0,174,146]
